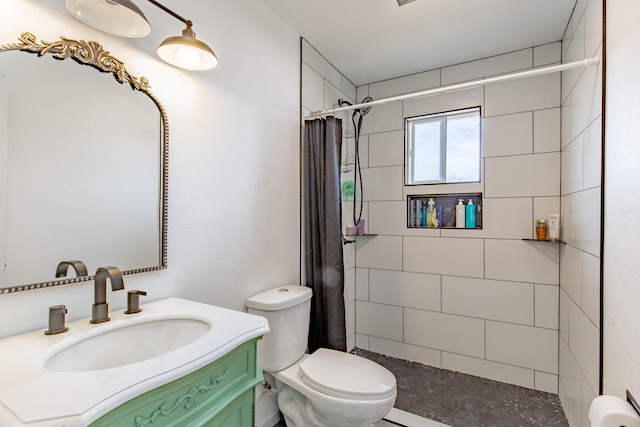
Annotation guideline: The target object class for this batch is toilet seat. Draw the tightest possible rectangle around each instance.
[298,348,396,401]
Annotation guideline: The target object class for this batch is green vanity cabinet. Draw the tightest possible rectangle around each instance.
[91,338,262,427]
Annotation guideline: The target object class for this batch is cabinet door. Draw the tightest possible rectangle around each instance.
[90,339,261,427]
[201,389,254,427]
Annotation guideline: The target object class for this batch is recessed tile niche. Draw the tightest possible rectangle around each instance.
[407,193,483,229]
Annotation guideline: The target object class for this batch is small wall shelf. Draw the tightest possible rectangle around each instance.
[343,234,377,245]
[522,238,566,244]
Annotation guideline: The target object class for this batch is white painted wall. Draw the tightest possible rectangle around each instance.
[603,0,640,399]
[0,0,300,338]
[558,1,603,426]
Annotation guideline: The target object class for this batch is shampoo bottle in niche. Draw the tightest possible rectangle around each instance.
[466,199,476,228]
[427,198,436,228]
[455,199,465,228]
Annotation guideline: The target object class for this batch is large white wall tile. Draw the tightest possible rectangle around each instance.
[486,321,558,373]
[534,42,562,67]
[584,0,603,58]
[452,197,532,240]
[485,153,560,198]
[355,301,403,341]
[565,187,601,256]
[581,374,597,427]
[559,337,582,427]
[347,300,356,341]
[442,352,534,389]
[370,337,442,368]
[369,69,440,99]
[301,40,342,92]
[535,284,560,330]
[355,235,402,270]
[583,119,602,190]
[301,63,324,112]
[345,267,356,304]
[568,300,600,393]
[535,371,559,394]
[404,237,484,278]
[560,288,570,343]
[442,49,532,85]
[562,15,585,100]
[370,269,441,312]
[442,276,534,325]
[560,244,583,305]
[534,108,561,153]
[360,102,403,135]
[405,309,485,358]
[369,131,404,167]
[361,166,403,201]
[486,239,559,285]
[342,76,357,102]
[581,251,600,327]
[570,61,602,142]
[369,201,406,236]
[562,134,584,196]
[482,112,533,158]
[355,267,369,301]
[403,86,484,120]
[485,73,561,117]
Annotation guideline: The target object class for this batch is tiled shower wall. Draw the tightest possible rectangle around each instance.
[299,39,360,350]
[351,44,564,394]
[558,1,603,426]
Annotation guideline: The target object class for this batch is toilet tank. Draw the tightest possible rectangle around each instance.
[247,285,312,372]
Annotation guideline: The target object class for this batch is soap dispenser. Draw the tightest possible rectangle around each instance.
[466,199,476,228]
[456,199,465,228]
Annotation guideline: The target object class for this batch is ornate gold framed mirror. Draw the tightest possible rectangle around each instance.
[0,32,168,294]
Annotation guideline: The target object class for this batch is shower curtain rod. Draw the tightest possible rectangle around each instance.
[306,57,600,118]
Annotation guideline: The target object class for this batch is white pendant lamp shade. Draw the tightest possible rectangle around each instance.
[65,0,151,38]
[156,26,218,71]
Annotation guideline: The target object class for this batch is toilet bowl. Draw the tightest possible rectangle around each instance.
[247,285,396,427]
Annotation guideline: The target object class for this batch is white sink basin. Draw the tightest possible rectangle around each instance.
[43,317,211,372]
[0,297,270,427]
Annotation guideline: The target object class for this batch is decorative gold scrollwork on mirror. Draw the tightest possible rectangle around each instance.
[0,32,169,294]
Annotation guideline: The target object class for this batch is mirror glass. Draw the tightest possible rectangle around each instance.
[0,34,167,293]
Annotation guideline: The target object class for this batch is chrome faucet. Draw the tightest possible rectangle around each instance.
[90,266,124,324]
[55,260,88,278]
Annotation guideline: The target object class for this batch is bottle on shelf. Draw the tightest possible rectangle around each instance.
[456,199,465,228]
[427,198,436,228]
[465,199,476,228]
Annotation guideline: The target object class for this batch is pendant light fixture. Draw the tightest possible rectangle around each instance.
[65,0,151,38]
[65,0,218,70]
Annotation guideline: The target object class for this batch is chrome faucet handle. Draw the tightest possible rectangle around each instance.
[55,260,88,278]
[44,305,69,335]
[91,266,125,324]
[125,290,147,314]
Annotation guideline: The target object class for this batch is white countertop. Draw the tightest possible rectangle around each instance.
[0,297,269,427]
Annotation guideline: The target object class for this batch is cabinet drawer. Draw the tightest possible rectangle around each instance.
[91,339,261,427]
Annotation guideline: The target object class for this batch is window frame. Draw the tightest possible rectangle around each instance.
[404,106,481,186]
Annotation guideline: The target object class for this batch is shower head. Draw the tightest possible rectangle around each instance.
[359,96,373,116]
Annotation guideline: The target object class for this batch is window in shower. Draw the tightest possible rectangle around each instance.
[405,106,481,185]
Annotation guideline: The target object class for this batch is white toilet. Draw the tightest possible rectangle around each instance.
[247,285,397,427]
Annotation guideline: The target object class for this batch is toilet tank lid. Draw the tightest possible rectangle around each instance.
[247,285,312,311]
